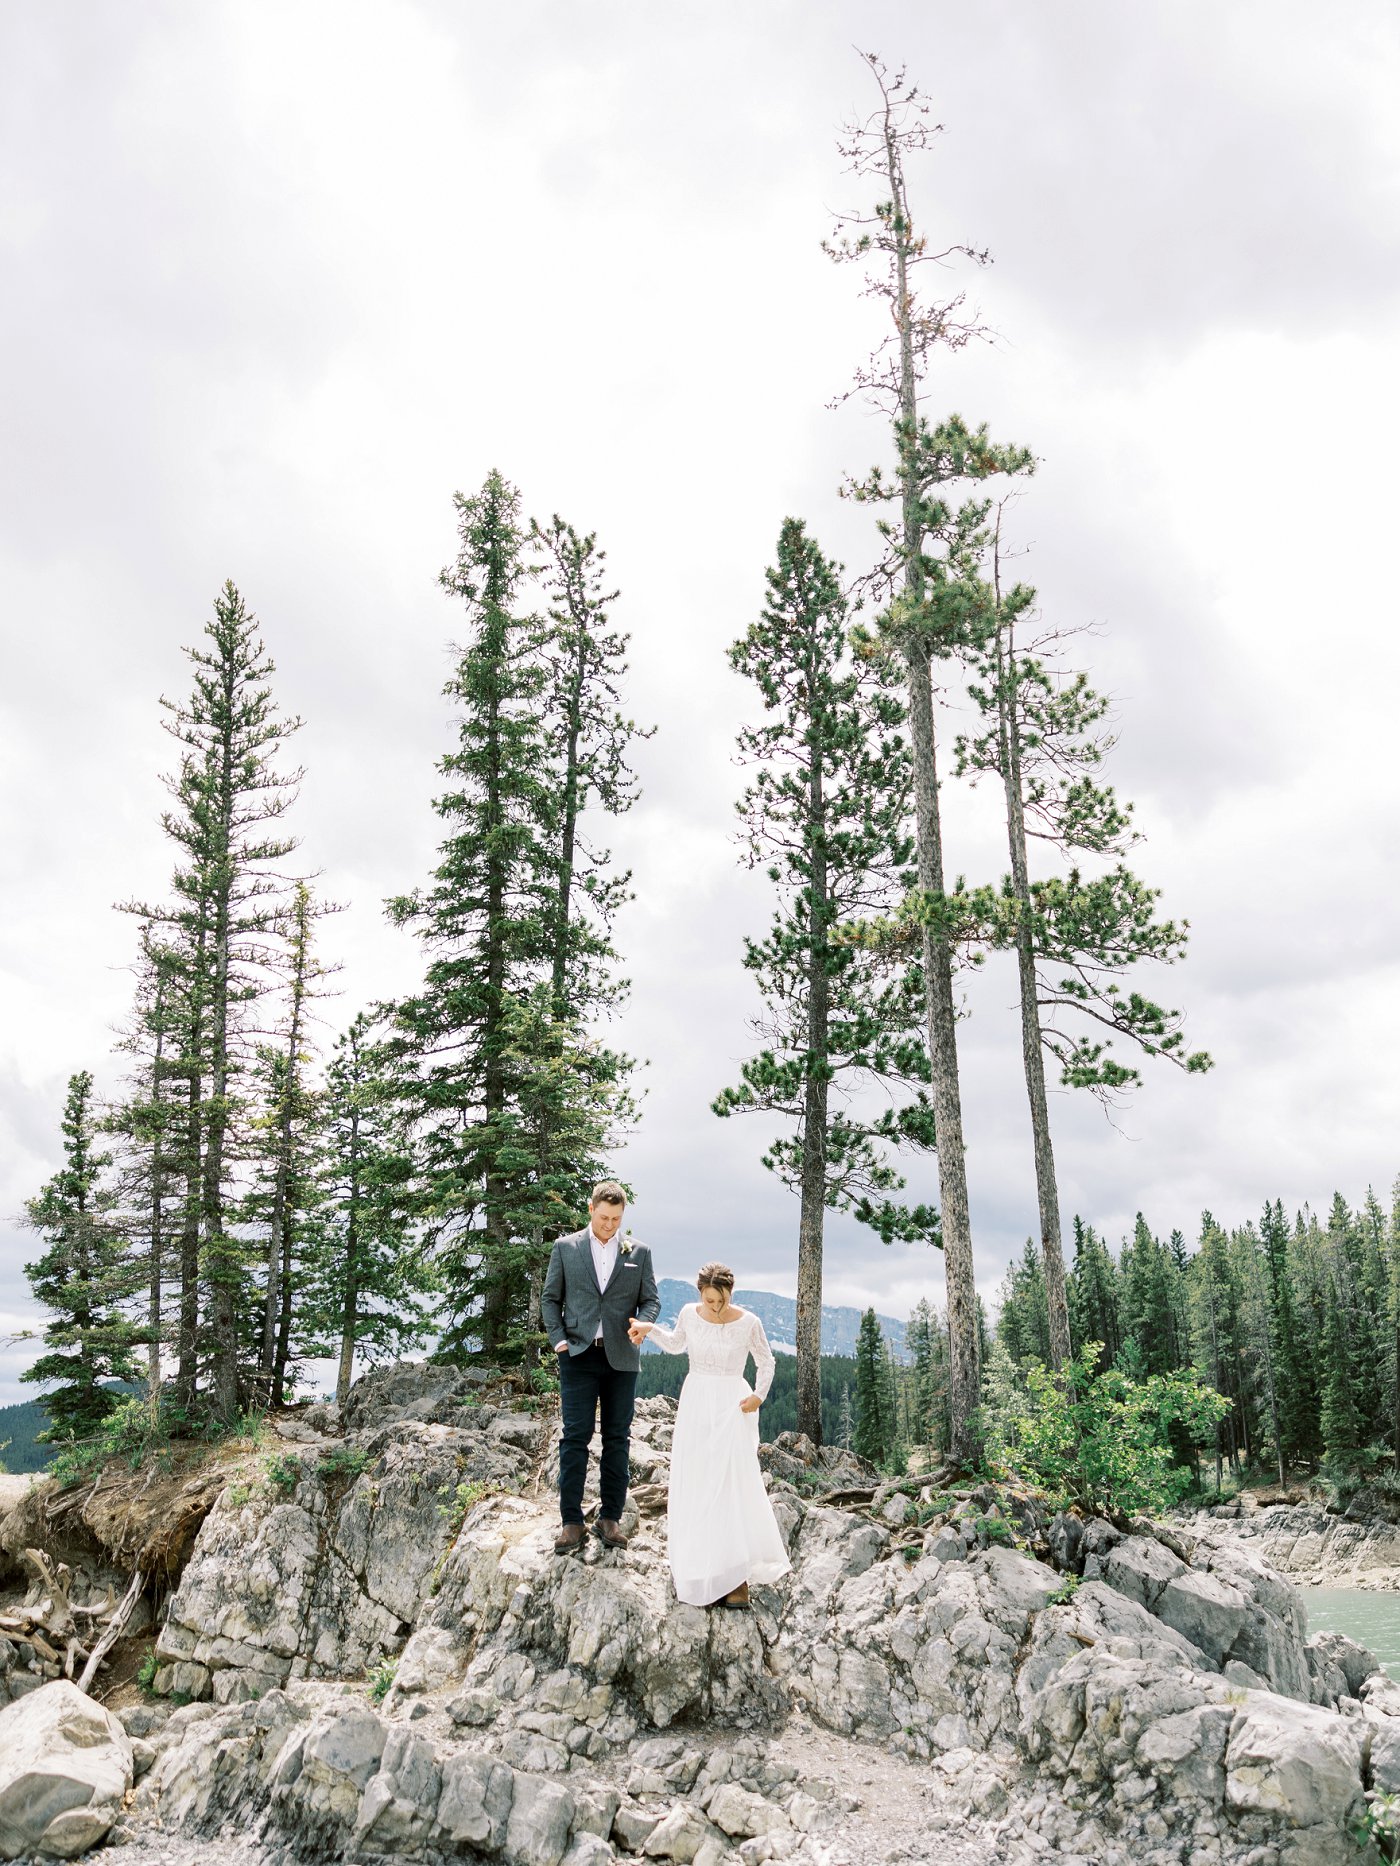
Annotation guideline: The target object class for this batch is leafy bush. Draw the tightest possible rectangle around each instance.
[367,1658,397,1705]
[137,1650,160,1695]
[981,1343,1231,1519]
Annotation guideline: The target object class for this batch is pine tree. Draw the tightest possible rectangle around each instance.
[111,927,185,1394]
[247,882,340,1404]
[125,582,303,1419]
[827,57,1029,1463]
[957,519,1210,1368]
[1066,1218,1121,1371]
[22,1073,142,1439]
[1260,1198,1319,1467]
[1321,1274,1363,1474]
[853,1307,889,1463]
[389,472,560,1356]
[996,1239,1052,1367]
[300,1014,436,1405]
[714,517,932,1442]
[390,476,638,1360]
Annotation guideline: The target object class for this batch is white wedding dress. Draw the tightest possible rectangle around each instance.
[646,1304,793,1607]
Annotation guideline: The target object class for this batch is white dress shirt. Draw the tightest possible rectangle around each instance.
[589,1229,618,1340]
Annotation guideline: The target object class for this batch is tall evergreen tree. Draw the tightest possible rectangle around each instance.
[390,475,638,1359]
[957,519,1210,1368]
[1320,1273,1363,1474]
[714,517,932,1442]
[248,881,340,1404]
[1067,1218,1122,1371]
[827,57,1030,1462]
[23,1073,142,1439]
[853,1307,890,1463]
[389,473,559,1355]
[111,926,184,1394]
[125,582,303,1419]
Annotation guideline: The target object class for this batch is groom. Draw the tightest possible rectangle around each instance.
[542,1181,660,1553]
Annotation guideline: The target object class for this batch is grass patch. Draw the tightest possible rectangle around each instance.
[316,1445,370,1486]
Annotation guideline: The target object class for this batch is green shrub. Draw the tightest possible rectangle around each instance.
[367,1658,397,1705]
[982,1343,1231,1519]
[316,1445,370,1485]
[1046,1574,1081,1607]
[137,1650,160,1695]
[264,1453,302,1495]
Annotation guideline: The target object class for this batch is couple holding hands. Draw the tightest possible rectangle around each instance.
[541,1181,791,1609]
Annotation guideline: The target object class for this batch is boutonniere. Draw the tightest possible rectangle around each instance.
[620,1239,635,1258]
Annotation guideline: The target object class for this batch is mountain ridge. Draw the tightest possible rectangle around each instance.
[650,1276,907,1360]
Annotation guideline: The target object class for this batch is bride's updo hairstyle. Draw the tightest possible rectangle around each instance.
[696,1262,735,1298]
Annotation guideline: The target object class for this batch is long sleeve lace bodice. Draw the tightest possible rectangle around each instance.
[646,1304,777,1399]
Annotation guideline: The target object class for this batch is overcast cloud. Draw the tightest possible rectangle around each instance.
[3,1,1399,1403]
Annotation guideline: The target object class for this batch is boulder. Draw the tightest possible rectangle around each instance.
[0,1679,133,1860]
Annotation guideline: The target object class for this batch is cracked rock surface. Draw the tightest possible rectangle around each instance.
[18,1363,1400,1863]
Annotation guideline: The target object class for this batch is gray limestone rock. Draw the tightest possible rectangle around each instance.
[0,1680,133,1861]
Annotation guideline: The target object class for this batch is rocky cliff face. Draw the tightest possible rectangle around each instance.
[4,1365,1398,1866]
[1190,1492,1400,1590]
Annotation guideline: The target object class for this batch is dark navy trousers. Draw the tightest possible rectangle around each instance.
[557,1342,637,1525]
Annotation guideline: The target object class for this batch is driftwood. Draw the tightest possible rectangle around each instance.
[77,1567,145,1692]
[12,1547,144,1689]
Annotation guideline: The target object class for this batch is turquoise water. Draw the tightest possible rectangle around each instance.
[1305,1587,1400,1676]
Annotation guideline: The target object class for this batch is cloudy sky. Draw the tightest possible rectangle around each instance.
[2,1,1399,1403]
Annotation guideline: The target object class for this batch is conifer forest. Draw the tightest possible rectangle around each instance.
[14,53,1392,1510]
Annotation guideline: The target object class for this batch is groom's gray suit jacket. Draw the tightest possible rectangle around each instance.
[541,1228,661,1373]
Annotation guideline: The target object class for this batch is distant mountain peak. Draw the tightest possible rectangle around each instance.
[652,1278,907,1361]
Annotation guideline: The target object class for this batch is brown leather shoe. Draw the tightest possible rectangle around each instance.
[720,1582,750,1608]
[596,1518,629,1550]
[554,1523,586,1553]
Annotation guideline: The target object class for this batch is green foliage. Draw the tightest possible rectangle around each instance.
[853,1309,894,1464]
[1047,1574,1081,1606]
[137,1650,160,1694]
[1351,1789,1400,1861]
[982,1342,1231,1517]
[298,1012,438,1403]
[387,471,640,1361]
[367,1658,397,1705]
[713,516,934,1241]
[315,1445,370,1485]
[22,1072,143,1440]
[264,1453,302,1495]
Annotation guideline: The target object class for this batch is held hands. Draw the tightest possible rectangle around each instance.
[739,1393,761,1415]
[628,1321,653,1345]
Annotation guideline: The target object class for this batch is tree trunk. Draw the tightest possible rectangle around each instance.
[882,117,980,1464]
[1258,1309,1285,1487]
[906,650,981,1462]
[146,970,167,1396]
[262,899,309,1388]
[335,1100,363,1408]
[796,697,830,1445]
[995,611,1072,1371]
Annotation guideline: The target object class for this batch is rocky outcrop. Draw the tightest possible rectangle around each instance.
[0,1678,133,1859]
[153,1401,541,1702]
[1197,1494,1400,1588]
[24,1364,1400,1864]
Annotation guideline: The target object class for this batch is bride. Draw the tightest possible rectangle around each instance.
[628,1262,792,1609]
